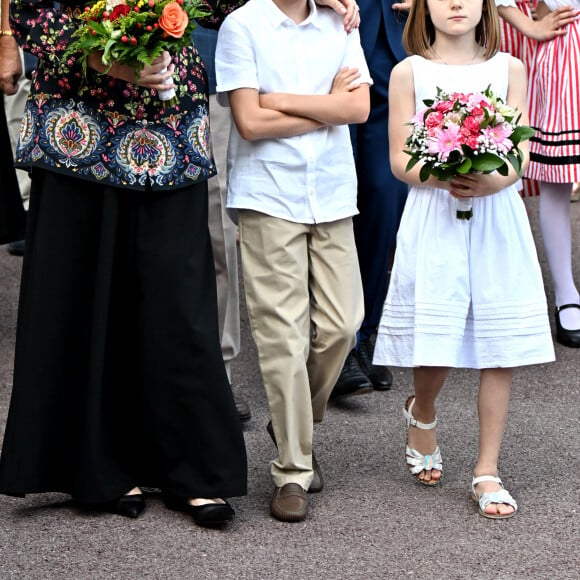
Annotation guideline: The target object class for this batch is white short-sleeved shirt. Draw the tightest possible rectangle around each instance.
[215,0,373,224]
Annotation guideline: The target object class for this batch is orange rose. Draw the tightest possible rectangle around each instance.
[158,2,189,38]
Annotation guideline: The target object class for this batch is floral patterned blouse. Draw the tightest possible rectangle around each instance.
[9,0,245,191]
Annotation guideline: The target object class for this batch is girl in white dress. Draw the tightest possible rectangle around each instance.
[373,0,555,518]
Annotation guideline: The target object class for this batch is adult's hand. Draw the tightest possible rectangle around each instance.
[0,35,22,95]
[315,0,360,32]
[88,50,175,91]
[392,0,413,13]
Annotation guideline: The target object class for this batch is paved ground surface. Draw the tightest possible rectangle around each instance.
[0,196,578,580]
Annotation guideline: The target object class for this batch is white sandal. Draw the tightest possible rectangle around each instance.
[403,396,442,486]
[471,475,518,519]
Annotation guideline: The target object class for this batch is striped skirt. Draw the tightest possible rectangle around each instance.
[526,16,580,184]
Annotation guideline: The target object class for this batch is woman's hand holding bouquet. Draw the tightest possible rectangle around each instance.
[64,0,210,105]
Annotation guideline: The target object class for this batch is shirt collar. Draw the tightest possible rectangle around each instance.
[258,0,323,29]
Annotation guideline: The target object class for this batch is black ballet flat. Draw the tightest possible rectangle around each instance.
[163,495,235,527]
[106,493,146,518]
[76,492,146,518]
[555,304,580,348]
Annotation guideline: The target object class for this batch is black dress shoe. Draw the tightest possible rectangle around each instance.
[555,304,580,347]
[356,338,393,390]
[78,492,146,518]
[330,350,373,399]
[113,493,146,518]
[164,495,235,526]
[235,396,252,423]
[266,421,324,493]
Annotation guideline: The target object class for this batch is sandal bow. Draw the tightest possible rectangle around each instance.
[471,475,518,519]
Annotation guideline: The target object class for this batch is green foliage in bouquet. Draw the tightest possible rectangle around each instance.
[64,0,211,74]
[404,85,536,183]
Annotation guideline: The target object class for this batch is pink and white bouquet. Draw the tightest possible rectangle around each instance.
[64,0,210,105]
[404,86,535,219]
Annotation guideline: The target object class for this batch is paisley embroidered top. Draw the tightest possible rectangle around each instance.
[9,0,246,191]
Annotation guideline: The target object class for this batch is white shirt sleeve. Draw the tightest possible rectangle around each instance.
[341,28,373,87]
[215,15,259,107]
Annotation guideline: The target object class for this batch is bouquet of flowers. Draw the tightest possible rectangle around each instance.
[64,0,210,105]
[404,86,535,219]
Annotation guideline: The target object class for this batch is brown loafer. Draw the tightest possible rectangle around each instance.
[266,421,324,493]
[270,483,308,522]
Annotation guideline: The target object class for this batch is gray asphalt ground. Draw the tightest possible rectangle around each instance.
[0,196,578,580]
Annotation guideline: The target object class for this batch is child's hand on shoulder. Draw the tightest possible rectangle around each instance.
[330,66,361,94]
[528,4,577,40]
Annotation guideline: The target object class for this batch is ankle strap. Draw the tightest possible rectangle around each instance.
[403,397,437,430]
[472,475,502,489]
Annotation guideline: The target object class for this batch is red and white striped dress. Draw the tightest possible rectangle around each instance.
[526,0,580,185]
[499,0,538,71]
[499,0,541,195]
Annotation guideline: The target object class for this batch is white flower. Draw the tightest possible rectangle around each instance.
[106,0,127,11]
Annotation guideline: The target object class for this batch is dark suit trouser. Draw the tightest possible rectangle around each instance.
[351,23,408,341]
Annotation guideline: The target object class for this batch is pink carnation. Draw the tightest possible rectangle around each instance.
[451,92,469,105]
[462,115,480,134]
[435,100,455,114]
[425,111,444,129]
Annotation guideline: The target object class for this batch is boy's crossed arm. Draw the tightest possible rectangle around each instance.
[229,67,370,141]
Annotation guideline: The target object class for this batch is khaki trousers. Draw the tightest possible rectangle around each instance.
[238,211,364,489]
[207,94,240,380]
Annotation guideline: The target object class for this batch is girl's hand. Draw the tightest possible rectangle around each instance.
[448,172,505,199]
[527,5,578,40]
[330,66,361,93]
[88,51,175,91]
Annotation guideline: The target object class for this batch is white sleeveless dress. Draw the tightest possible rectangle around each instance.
[373,53,555,369]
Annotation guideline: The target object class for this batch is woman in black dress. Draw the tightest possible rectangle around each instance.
[0,0,247,527]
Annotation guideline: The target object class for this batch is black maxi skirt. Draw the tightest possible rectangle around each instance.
[0,169,247,502]
[0,98,26,245]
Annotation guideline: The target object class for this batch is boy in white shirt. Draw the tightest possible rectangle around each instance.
[216,0,372,522]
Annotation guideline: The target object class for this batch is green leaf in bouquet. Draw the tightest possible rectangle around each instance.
[405,157,420,172]
[497,161,509,176]
[456,158,472,174]
[506,152,521,175]
[102,38,118,68]
[471,152,504,172]
[511,125,536,145]
[461,144,475,156]
[432,167,454,181]
[448,149,464,162]
[419,163,432,182]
